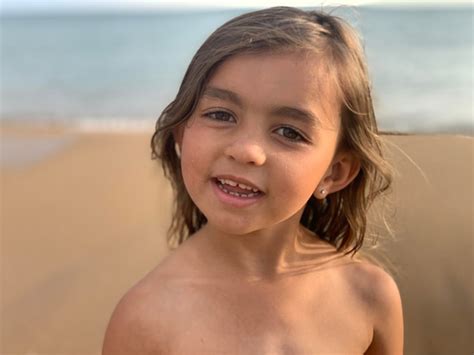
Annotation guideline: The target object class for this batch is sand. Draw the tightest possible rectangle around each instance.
[1,124,473,354]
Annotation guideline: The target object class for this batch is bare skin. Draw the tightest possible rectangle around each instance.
[103,52,403,354]
[103,225,403,355]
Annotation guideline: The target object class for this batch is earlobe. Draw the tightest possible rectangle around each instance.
[172,124,184,158]
[174,142,182,158]
[314,152,361,199]
[314,186,328,200]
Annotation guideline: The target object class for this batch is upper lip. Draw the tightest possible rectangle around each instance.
[213,174,264,193]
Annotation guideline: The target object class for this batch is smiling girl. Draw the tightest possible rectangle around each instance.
[103,6,403,354]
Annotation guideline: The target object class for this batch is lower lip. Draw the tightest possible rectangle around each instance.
[211,179,264,208]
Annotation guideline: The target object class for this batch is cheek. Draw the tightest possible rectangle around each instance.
[285,166,323,198]
[181,145,199,185]
[273,153,332,200]
[180,125,213,190]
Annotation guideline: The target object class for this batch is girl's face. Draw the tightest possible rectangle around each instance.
[178,51,341,235]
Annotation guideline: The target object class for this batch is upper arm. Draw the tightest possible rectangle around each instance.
[102,293,151,355]
[364,267,404,355]
[102,287,169,355]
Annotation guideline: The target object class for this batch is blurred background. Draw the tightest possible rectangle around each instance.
[1,1,473,355]
[1,0,472,134]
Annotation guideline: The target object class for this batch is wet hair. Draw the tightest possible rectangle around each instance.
[151,6,392,255]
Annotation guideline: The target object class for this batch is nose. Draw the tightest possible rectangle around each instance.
[224,137,267,166]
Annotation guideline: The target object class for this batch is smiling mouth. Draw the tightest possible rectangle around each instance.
[214,178,263,198]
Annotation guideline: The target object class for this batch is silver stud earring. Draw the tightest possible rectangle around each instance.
[320,188,326,196]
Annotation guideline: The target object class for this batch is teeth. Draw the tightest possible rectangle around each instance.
[237,183,253,191]
[224,179,237,187]
[217,178,260,192]
[217,183,258,198]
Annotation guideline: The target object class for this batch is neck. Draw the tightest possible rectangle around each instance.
[194,213,344,283]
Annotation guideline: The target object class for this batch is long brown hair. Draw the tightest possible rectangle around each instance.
[151,6,392,254]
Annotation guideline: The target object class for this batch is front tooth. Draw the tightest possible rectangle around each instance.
[238,183,251,190]
[225,179,237,187]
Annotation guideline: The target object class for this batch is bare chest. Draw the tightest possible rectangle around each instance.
[163,276,372,355]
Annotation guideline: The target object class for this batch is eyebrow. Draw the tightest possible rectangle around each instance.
[271,106,321,128]
[203,86,243,107]
[202,86,321,128]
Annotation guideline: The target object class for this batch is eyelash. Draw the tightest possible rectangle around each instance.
[203,110,308,143]
[274,127,306,142]
[203,110,235,122]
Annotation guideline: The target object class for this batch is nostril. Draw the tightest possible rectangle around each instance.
[224,143,266,166]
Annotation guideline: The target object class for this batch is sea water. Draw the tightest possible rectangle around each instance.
[1,6,472,134]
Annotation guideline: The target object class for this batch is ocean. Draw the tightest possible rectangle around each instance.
[1,6,472,134]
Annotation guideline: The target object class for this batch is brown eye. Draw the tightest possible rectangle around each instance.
[275,127,305,142]
[204,111,235,122]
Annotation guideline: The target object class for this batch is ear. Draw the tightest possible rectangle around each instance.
[314,151,361,199]
[172,124,185,158]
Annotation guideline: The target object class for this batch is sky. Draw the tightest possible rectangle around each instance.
[1,0,471,13]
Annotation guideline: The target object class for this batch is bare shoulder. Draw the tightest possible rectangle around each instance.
[339,261,401,307]
[339,260,404,354]
[102,241,202,355]
[102,263,178,354]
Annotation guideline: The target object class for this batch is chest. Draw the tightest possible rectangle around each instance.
[164,277,373,355]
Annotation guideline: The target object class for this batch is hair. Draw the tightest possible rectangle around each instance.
[151,6,393,255]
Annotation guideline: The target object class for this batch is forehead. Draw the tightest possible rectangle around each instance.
[205,51,340,126]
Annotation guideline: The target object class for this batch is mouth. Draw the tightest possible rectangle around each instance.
[213,176,264,198]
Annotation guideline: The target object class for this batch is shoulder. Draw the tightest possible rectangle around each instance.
[102,267,175,354]
[340,260,404,354]
[102,244,202,355]
[341,261,401,308]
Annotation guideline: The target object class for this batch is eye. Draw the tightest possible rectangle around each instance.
[274,126,306,142]
[203,110,236,122]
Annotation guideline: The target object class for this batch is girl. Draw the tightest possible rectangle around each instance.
[103,6,403,354]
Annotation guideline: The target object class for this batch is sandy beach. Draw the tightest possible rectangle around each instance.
[1,124,473,354]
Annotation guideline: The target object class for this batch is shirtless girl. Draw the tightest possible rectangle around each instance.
[103,6,403,354]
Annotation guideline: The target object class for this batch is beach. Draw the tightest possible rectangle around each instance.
[1,124,473,354]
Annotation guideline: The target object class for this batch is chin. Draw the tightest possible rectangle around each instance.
[204,214,262,236]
